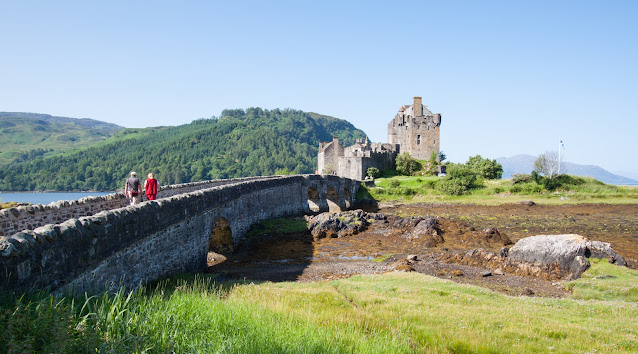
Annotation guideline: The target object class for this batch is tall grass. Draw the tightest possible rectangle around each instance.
[362,175,638,205]
[2,262,637,352]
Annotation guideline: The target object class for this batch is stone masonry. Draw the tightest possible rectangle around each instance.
[0,175,358,294]
[0,176,273,237]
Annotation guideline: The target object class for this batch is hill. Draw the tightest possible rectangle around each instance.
[0,108,366,191]
[0,112,125,164]
[496,154,638,185]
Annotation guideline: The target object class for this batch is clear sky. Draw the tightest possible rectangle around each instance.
[1,1,637,175]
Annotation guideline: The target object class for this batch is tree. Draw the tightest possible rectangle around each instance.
[436,164,480,195]
[423,151,440,176]
[466,155,503,180]
[395,152,421,176]
[533,151,563,179]
[366,167,380,178]
[439,151,447,162]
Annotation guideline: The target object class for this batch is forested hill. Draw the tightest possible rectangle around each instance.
[0,108,367,191]
[0,112,125,165]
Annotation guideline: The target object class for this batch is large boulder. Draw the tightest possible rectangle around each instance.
[507,234,627,280]
[458,234,627,281]
[305,210,385,239]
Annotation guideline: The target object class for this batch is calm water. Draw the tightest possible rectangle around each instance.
[0,192,115,206]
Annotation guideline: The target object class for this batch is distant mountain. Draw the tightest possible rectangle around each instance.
[496,154,638,185]
[0,108,367,191]
[0,112,125,164]
[613,170,638,182]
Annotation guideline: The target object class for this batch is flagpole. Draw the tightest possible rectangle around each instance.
[558,139,561,175]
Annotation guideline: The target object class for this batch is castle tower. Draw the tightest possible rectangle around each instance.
[387,96,442,160]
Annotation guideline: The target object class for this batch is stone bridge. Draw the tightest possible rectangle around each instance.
[0,175,358,294]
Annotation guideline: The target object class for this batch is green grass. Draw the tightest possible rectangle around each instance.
[362,175,638,205]
[566,258,638,302]
[2,262,637,352]
[371,254,393,263]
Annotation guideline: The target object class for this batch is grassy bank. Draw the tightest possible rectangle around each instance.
[361,175,638,205]
[2,262,637,353]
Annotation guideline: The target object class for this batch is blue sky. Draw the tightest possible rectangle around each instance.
[1,1,637,175]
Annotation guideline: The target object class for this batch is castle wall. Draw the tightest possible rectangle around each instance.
[0,176,277,237]
[0,175,358,294]
[317,138,344,174]
[387,99,441,161]
[338,150,396,180]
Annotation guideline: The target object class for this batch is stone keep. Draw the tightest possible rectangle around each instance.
[318,96,442,180]
[388,96,442,161]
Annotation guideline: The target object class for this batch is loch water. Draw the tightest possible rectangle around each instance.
[0,192,114,206]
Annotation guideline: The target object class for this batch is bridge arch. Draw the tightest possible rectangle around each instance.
[326,187,340,212]
[307,186,320,212]
[343,188,352,209]
[209,217,234,254]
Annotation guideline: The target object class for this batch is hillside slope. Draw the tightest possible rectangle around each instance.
[0,112,125,164]
[0,108,366,191]
[496,154,638,185]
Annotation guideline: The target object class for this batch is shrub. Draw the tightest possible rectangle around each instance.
[466,155,503,180]
[366,167,380,178]
[396,153,421,176]
[512,173,533,184]
[435,165,481,195]
[423,179,437,189]
[389,180,400,188]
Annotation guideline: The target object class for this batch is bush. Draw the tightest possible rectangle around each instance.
[423,179,437,189]
[466,155,503,180]
[512,173,533,184]
[396,153,421,176]
[389,180,400,188]
[435,165,481,195]
[510,182,543,194]
[366,167,380,178]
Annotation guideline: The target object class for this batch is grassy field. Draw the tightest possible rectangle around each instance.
[2,261,637,353]
[362,175,638,205]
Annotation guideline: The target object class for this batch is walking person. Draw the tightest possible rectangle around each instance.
[125,171,143,205]
[144,172,158,201]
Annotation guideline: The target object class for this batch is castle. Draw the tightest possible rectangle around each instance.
[318,97,442,180]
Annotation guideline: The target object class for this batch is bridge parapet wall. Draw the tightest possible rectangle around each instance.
[0,175,358,294]
[0,176,276,237]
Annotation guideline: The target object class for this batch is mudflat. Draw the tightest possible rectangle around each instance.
[209,202,638,297]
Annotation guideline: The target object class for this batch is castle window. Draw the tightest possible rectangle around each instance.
[417,135,421,145]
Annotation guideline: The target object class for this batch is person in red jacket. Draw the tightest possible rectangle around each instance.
[144,173,158,201]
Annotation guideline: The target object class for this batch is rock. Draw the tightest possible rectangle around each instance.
[522,288,535,296]
[305,210,378,239]
[588,241,627,266]
[451,269,463,277]
[519,200,536,206]
[405,217,444,246]
[499,247,509,258]
[413,217,440,237]
[391,259,414,272]
[507,234,592,280]
[493,268,504,275]
[481,271,492,277]
[406,255,418,261]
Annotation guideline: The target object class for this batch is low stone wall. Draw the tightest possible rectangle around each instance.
[0,176,276,237]
[0,175,358,294]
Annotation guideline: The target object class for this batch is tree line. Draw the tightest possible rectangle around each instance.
[0,108,366,191]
